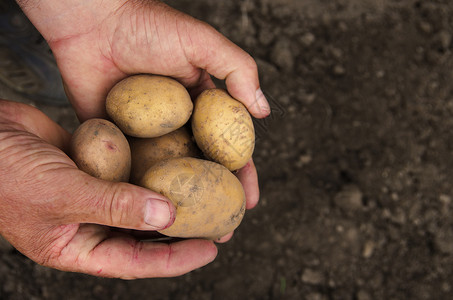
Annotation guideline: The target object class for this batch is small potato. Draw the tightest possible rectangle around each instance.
[106,74,193,138]
[191,89,255,171]
[128,127,201,184]
[140,157,246,239]
[70,118,131,182]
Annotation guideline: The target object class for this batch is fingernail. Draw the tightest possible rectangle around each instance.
[255,88,270,116]
[144,199,173,229]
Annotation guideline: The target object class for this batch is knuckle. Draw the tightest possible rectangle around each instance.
[106,184,134,227]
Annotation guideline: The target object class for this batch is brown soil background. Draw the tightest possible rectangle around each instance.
[2,0,453,299]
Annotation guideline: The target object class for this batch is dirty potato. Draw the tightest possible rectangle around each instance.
[128,127,201,184]
[139,157,246,239]
[191,89,255,171]
[106,74,193,138]
[70,118,131,182]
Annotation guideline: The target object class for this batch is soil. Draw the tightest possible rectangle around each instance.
[2,0,453,299]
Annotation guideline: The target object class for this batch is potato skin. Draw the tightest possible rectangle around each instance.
[70,118,131,182]
[128,127,201,184]
[139,157,246,239]
[106,75,193,138]
[191,89,255,171]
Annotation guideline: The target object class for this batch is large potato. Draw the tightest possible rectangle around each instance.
[139,157,246,239]
[70,118,131,182]
[191,89,255,171]
[106,75,193,138]
[128,127,201,184]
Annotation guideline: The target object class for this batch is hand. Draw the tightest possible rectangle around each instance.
[0,100,217,278]
[18,0,270,213]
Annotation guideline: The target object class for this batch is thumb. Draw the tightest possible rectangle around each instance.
[62,171,175,230]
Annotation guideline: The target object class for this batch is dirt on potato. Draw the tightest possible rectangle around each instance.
[2,0,453,299]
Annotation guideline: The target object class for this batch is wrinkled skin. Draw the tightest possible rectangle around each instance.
[0,0,269,278]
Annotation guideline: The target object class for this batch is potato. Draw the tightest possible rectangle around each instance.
[139,157,246,239]
[106,75,193,138]
[70,118,131,182]
[128,127,201,184]
[191,89,255,171]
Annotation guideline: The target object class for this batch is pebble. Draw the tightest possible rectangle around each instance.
[329,47,343,59]
[439,194,451,205]
[334,184,363,211]
[418,20,433,34]
[362,240,375,258]
[296,154,312,168]
[439,194,451,215]
[300,32,316,47]
[332,64,346,76]
[301,268,325,285]
[442,282,451,292]
[298,88,316,105]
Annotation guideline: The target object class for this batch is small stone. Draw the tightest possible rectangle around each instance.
[418,21,433,34]
[332,64,345,76]
[301,268,325,285]
[334,184,363,211]
[296,154,312,168]
[300,32,316,47]
[329,47,343,59]
[302,93,316,104]
[391,209,406,224]
[390,192,399,201]
[439,194,451,205]
[338,21,348,32]
[362,240,375,258]
[442,282,451,292]
[376,70,385,78]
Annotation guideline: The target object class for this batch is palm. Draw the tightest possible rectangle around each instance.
[45,1,261,208]
[50,1,217,121]
[0,119,216,278]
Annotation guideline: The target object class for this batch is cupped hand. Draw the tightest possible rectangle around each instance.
[0,100,217,278]
[18,0,268,234]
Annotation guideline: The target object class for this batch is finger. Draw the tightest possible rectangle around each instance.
[215,231,234,243]
[185,70,216,100]
[0,99,70,151]
[56,169,176,231]
[180,23,270,118]
[58,224,218,279]
[236,158,260,209]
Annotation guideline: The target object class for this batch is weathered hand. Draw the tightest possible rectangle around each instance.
[18,0,268,238]
[0,100,217,278]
